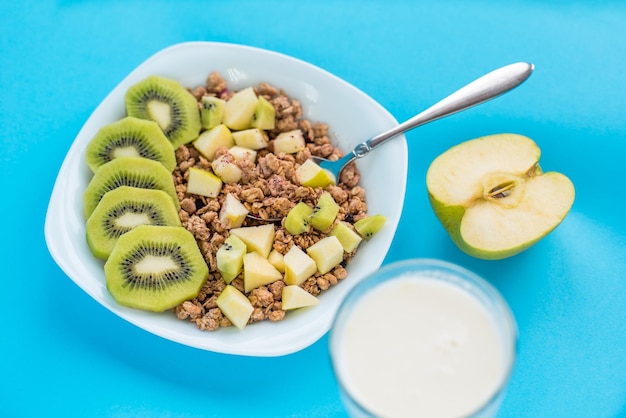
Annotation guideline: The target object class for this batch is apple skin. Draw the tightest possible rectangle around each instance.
[428,193,553,260]
[426,134,575,260]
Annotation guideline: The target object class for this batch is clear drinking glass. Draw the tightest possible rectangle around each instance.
[329,258,517,418]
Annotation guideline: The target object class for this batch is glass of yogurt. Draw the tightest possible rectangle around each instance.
[329,258,517,418]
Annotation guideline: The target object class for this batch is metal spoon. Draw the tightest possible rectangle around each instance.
[248,62,535,222]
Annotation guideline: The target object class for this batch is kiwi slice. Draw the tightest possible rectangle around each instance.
[200,96,225,130]
[250,96,276,130]
[284,202,313,235]
[310,192,340,232]
[104,225,209,312]
[85,116,176,173]
[354,214,387,240]
[83,156,179,218]
[125,75,202,149]
[86,186,181,260]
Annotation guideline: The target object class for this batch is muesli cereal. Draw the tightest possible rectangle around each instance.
[174,72,368,331]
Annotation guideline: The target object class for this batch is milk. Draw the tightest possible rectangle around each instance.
[330,261,516,418]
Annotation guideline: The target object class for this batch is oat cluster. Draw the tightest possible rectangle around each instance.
[173,72,368,331]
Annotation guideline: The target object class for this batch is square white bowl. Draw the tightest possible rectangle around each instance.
[44,42,407,356]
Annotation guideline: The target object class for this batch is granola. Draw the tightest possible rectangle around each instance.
[174,72,368,331]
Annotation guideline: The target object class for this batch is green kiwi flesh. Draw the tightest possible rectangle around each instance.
[83,156,179,218]
[86,186,181,260]
[125,75,202,149]
[200,96,225,130]
[310,192,340,232]
[284,202,313,235]
[354,214,387,240]
[104,225,208,312]
[85,116,176,173]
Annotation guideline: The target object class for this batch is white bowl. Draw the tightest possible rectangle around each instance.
[44,42,408,357]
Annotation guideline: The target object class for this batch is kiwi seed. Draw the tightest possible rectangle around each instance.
[309,192,340,232]
[354,214,387,240]
[284,202,313,235]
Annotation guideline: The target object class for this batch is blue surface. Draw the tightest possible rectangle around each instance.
[2,1,625,417]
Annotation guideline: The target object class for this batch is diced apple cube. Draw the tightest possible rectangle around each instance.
[223,87,258,130]
[230,224,275,258]
[272,129,305,154]
[283,244,317,286]
[306,236,344,274]
[243,252,283,293]
[268,249,285,273]
[219,193,249,229]
[282,285,320,310]
[211,154,243,184]
[228,145,257,164]
[232,128,269,150]
[186,167,223,198]
[192,124,234,161]
[295,159,335,188]
[329,221,363,252]
[216,285,254,329]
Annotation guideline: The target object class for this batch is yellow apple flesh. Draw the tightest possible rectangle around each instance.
[426,133,575,260]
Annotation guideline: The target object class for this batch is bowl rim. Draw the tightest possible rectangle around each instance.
[44,41,408,356]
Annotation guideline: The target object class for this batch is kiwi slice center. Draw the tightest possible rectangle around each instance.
[121,243,192,290]
[107,202,166,235]
[134,254,178,275]
[112,146,141,159]
[114,212,152,228]
[147,100,173,131]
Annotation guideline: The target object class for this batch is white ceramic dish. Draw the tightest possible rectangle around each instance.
[44,41,408,357]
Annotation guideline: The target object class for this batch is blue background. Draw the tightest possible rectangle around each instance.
[2,1,625,417]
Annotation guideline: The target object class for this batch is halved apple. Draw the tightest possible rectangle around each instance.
[426,133,575,260]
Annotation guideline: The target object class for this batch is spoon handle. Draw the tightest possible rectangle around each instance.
[361,62,534,155]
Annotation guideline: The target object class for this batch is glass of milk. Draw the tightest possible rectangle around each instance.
[329,258,517,418]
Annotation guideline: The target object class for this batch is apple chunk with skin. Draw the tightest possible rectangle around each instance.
[426,133,575,260]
